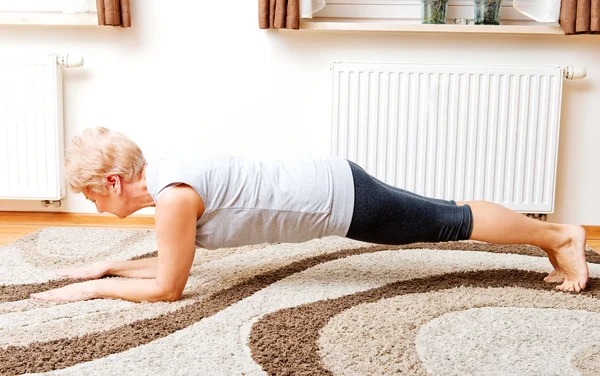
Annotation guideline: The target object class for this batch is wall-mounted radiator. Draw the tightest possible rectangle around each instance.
[331,62,585,213]
[0,54,82,201]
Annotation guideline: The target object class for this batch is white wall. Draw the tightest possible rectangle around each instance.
[0,0,598,225]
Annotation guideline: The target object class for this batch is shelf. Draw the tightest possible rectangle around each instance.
[0,12,99,26]
[299,19,565,35]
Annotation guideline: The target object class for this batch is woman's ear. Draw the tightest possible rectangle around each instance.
[106,175,122,194]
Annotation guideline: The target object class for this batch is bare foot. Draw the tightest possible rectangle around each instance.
[543,252,565,283]
[544,269,565,283]
[548,224,589,292]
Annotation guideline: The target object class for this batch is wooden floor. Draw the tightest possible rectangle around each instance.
[0,212,154,246]
[0,212,599,249]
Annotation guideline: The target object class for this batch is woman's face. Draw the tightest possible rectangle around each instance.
[83,176,131,218]
[84,190,129,219]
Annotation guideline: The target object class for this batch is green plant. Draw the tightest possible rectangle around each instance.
[421,0,449,24]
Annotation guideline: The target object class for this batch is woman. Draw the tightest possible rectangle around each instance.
[31,127,589,303]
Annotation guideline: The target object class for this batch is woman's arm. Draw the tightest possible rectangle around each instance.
[32,185,205,303]
[106,257,158,279]
[32,277,177,303]
[57,257,158,280]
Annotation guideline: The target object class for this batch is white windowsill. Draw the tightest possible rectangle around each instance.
[0,12,98,26]
[299,19,565,35]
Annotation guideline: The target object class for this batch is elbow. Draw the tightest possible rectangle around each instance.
[164,290,183,302]
[155,283,184,302]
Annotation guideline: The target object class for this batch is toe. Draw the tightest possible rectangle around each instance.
[556,281,576,292]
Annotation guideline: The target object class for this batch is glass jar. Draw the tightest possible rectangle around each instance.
[474,0,503,25]
[421,0,449,24]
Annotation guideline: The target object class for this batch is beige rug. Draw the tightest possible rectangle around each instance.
[1,227,600,375]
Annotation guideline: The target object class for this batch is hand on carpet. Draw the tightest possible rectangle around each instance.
[56,261,111,280]
[30,282,96,302]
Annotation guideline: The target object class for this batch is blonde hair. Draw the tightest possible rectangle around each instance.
[65,127,146,194]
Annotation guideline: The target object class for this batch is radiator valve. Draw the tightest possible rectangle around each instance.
[56,54,84,68]
[563,66,586,80]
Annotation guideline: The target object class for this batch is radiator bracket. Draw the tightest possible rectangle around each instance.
[41,200,62,208]
[525,213,547,221]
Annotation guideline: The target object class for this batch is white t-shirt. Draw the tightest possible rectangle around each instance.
[145,154,355,250]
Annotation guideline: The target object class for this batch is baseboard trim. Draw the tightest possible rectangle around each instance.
[0,211,154,227]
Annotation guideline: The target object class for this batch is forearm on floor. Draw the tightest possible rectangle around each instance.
[88,278,179,302]
[106,257,158,279]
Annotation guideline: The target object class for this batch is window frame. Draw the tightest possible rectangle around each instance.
[0,0,96,13]
[313,0,537,24]
[0,0,97,25]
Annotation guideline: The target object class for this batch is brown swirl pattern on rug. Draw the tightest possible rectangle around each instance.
[0,230,379,374]
[2,243,406,374]
[249,270,600,376]
[1,228,599,375]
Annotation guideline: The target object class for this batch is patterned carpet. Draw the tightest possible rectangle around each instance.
[1,227,599,375]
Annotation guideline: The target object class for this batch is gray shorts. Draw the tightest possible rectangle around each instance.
[345,161,473,245]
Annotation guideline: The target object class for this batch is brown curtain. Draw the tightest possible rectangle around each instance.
[96,0,131,27]
[560,0,600,34]
[259,0,299,29]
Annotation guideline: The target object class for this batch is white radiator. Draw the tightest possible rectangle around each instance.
[331,62,584,213]
[0,54,82,201]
